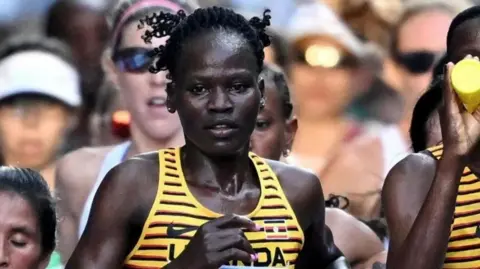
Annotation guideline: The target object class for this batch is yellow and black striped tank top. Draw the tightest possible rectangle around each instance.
[124,148,304,268]
[429,144,480,268]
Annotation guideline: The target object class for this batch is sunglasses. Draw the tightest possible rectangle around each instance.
[294,46,358,69]
[393,51,444,74]
[112,47,156,73]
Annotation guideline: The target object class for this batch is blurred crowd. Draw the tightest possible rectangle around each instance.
[0,0,478,268]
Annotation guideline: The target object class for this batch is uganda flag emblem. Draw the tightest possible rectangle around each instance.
[263,219,289,240]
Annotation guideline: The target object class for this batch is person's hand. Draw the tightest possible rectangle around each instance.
[440,55,480,158]
[173,214,260,269]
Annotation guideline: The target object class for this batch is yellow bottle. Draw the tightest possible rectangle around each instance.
[451,58,480,113]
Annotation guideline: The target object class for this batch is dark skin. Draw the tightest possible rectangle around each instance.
[383,21,480,269]
[66,29,344,269]
[250,82,296,160]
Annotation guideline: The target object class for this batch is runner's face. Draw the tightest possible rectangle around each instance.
[250,85,290,160]
[171,30,262,156]
[114,20,182,141]
[0,191,46,269]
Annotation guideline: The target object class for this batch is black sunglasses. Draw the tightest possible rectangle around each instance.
[394,51,444,74]
[112,47,156,73]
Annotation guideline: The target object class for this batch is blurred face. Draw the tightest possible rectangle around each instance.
[62,7,108,92]
[170,30,261,157]
[250,84,295,160]
[0,97,70,169]
[0,191,46,269]
[112,21,182,141]
[290,37,363,120]
[396,9,452,100]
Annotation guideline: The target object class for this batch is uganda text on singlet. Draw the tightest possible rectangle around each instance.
[429,144,480,268]
[124,148,304,268]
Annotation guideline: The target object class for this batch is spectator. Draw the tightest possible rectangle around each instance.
[0,35,81,188]
[285,2,407,220]
[390,0,472,139]
[45,0,109,150]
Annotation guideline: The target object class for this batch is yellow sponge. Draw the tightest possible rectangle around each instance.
[452,58,480,113]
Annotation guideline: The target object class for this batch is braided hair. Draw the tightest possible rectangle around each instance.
[138,6,271,82]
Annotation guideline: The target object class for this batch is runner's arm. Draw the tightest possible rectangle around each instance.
[383,153,463,269]
[325,208,384,265]
[65,158,153,269]
[298,173,349,268]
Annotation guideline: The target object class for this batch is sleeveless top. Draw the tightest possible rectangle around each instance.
[78,141,131,237]
[428,144,480,268]
[124,148,304,268]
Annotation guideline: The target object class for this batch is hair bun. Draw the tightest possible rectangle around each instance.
[249,10,271,48]
[140,10,186,44]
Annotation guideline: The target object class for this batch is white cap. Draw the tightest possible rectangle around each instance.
[286,2,366,58]
[0,50,82,107]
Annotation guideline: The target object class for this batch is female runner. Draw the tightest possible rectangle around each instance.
[66,6,348,269]
[383,6,480,269]
[55,0,196,263]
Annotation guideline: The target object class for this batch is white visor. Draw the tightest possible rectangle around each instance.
[0,50,81,107]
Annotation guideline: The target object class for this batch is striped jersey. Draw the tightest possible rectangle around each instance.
[428,145,480,268]
[124,148,304,268]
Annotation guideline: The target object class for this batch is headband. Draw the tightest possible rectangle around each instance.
[0,51,81,107]
[112,0,184,46]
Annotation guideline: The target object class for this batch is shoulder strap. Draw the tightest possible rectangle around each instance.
[426,144,443,160]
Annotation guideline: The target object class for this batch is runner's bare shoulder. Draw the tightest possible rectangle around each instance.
[92,151,160,220]
[382,151,437,205]
[382,151,437,242]
[266,159,322,226]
